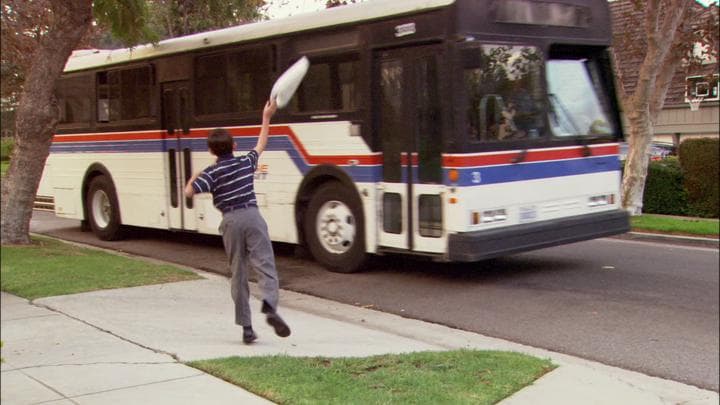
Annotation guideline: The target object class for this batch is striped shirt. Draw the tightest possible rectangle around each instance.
[192,150,258,213]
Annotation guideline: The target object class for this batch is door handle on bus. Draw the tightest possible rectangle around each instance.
[168,149,178,208]
[183,148,193,209]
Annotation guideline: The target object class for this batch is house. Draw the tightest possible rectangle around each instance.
[609,0,719,147]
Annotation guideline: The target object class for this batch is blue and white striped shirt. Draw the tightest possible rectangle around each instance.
[192,150,258,213]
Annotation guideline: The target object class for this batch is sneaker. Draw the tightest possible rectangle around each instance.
[261,300,291,337]
[243,327,257,344]
[266,312,291,338]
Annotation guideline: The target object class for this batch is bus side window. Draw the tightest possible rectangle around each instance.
[293,54,360,113]
[229,48,272,113]
[96,66,153,123]
[194,54,227,115]
[97,72,110,122]
[57,75,92,126]
[195,47,273,117]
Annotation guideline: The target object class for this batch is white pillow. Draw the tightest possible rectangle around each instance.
[270,56,310,109]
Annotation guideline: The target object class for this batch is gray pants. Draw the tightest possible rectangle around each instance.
[219,207,279,327]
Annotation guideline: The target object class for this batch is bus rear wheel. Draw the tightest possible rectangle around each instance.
[86,175,124,241]
[304,181,366,273]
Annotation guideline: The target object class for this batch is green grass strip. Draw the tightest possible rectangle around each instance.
[1,236,201,300]
[189,350,554,405]
[0,161,8,177]
[631,214,719,237]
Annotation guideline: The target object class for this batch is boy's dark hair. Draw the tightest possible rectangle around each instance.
[207,128,234,156]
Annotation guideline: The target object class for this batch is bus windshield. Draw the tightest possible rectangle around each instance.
[546,57,615,137]
[463,44,546,142]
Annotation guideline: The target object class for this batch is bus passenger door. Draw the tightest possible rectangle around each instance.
[162,81,197,231]
[375,46,446,254]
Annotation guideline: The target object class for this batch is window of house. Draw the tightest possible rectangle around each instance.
[97,66,153,123]
[293,54,360,113]
[58,75,92,125]
[194,47,273,116]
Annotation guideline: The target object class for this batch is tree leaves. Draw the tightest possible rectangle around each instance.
[93,0,158,46]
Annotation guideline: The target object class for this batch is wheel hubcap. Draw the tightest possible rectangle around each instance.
[316,200,355,255]
[91,190,111,229]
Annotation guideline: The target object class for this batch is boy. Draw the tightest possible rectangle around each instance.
[184,99,290,344]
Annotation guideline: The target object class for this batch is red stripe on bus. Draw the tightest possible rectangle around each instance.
[52,126,383,166]
[399,153,419,166]
[443,144,619,167]
[53,131,163,142]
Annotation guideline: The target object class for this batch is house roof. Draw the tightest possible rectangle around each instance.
[609,0,717,106]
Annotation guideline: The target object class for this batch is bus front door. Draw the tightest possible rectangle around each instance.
[162,81,197,231]
[375,45,446,254]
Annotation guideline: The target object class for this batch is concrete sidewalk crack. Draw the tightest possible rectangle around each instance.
[54,373,205,402]
[32,301,181,362]
[1,313,60,322]
[20,369,79,405]
[4,361,178,372]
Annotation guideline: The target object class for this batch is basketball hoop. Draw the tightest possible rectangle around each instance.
[688,96,704,112]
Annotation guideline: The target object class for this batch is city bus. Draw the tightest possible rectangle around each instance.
[37,0,630,273]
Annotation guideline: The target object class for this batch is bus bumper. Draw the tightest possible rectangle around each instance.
[447,210,630,262]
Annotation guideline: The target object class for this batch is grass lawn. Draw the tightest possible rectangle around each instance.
[0,160,8,177]
[1,236,201,300]
[631,214,719,238]
[189,350,554,405]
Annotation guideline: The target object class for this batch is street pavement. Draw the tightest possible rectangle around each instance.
[1,249,718,405]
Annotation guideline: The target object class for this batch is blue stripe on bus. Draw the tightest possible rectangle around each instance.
[443,155,620,186]
[50,140,166,153]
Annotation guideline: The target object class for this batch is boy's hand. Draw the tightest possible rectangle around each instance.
[184,172,201,198]
[263,98,278,122]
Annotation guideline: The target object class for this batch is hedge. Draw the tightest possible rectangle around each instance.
[642,157,689,216]
[679,138,719,218]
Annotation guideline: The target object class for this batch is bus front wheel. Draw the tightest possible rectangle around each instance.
[304,181,366,273]
[86,175,124,241]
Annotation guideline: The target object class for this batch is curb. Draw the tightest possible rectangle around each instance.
[612,232,719,249]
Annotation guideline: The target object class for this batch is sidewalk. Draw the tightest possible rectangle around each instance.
[613,231,719,249]
[2,269,718,405]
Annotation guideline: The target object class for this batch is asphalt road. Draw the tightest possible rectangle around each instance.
[29,210,719,391]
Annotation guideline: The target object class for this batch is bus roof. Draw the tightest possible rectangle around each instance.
[64,0,454,73]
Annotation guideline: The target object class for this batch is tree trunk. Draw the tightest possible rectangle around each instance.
[0,0,92,245]
[621,109,654,215]
[621,51,659,215]
[620,0,690,216]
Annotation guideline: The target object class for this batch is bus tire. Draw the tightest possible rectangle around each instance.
[304,181,366,273]
[86,175,124,241]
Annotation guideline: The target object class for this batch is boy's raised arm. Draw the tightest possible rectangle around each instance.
[254,99,278,156]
